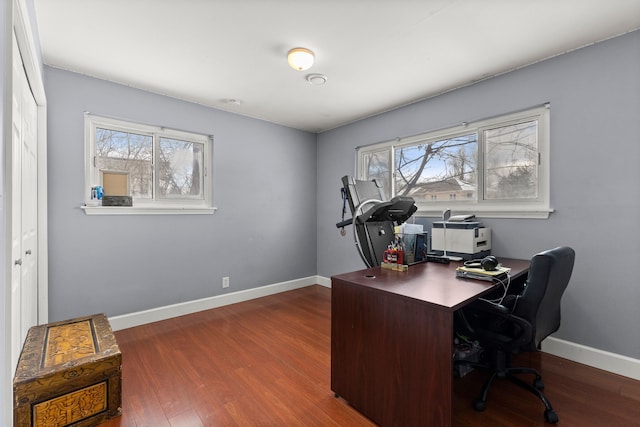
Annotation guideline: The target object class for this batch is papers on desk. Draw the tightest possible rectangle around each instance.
[455,265,511,282]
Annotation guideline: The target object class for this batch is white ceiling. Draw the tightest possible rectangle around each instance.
[34,0,640,133]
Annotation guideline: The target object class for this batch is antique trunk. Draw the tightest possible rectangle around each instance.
[13,313,122,427]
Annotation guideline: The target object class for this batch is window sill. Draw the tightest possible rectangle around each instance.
[416,206,554,219]
[81,205,217,215]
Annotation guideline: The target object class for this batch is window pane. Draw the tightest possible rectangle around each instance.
[484,121,538,200]
[395,134,477,202]
[96,128,153,198]
[362,149,391,197]
[158,138,204,199]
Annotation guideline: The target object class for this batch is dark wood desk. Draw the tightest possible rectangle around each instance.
[331,258,529,427]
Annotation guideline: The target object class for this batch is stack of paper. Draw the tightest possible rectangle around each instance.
[455,265,511,281]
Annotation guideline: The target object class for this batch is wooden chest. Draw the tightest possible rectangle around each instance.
[13,314,122,427]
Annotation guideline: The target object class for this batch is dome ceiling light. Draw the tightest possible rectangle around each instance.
[287,47,315,71]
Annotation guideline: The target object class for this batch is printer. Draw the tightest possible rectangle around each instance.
[431,221,491,260]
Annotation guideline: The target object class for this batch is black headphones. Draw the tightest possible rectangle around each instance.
[464,255,499,271]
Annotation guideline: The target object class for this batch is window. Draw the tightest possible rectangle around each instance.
[357,106,551,218]
[84,114,214,214]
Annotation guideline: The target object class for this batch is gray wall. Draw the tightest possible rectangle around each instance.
[317,31,640,360]
[45,67,318,321]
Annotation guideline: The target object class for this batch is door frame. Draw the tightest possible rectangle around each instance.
[13,0,47,324]
[3,0,48,425]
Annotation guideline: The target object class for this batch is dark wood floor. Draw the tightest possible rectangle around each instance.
[101,285,640,426]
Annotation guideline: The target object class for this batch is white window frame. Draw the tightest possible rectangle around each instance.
[357,105,552,219]
[82,113,215,215]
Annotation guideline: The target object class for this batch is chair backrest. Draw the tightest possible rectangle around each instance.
[513,246,575,350]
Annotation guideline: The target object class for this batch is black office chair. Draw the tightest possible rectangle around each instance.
[456,246,575,424]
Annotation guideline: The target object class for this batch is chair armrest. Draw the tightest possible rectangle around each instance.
[458,300,533,351]
[469,298,511,314]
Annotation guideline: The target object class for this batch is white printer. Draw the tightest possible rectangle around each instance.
[431,221,491,260]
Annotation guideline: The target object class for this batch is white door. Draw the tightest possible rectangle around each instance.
[20,51,38,342]
[10,34,39,371]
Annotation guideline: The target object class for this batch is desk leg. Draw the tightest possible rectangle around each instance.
[331,280,453,427]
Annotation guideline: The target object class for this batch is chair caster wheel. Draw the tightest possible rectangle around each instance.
[473,399,486,412]
[534,378,545,390]
[544,409,559,424]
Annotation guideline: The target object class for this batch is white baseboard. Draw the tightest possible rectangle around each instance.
[109,276,330,331]
[316,275,331,287]
[542,337,640,381]
[108,276,640,381]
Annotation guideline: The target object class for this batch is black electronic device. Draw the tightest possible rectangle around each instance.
[414,233,429,263]
[102,195,133,207]
[427,254,450,264]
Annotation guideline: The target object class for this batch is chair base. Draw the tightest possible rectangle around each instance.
[458,362,559,424]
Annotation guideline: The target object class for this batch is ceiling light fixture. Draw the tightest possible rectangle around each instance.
[287,47,314,71]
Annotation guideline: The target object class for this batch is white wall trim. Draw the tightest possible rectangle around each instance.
[109,276,330,331]
[542,337,640,381]
[316,275,331,288]
[109,276,640,382]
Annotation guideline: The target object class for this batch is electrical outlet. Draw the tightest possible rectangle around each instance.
[222,276,230,289]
